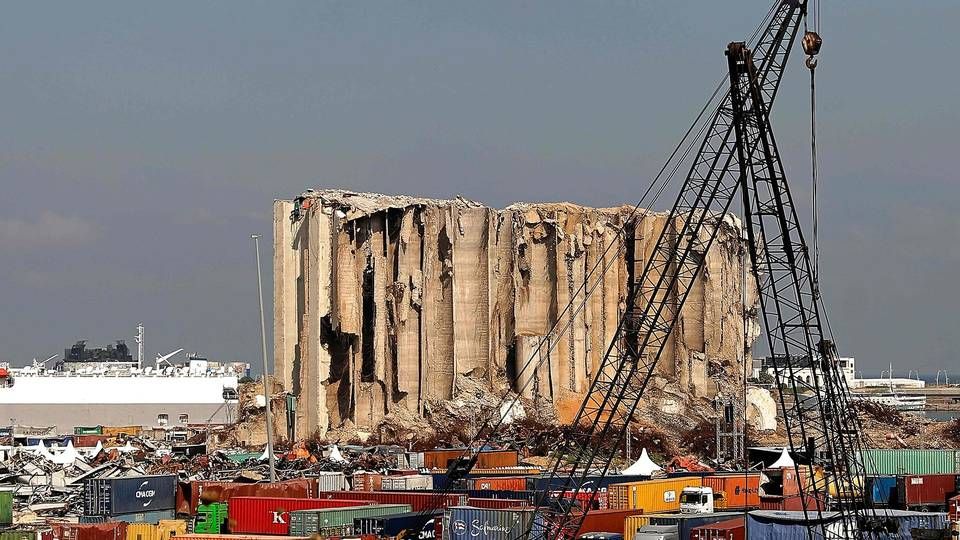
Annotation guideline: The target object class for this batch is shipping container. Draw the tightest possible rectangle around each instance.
[101,426,142,438]
[178,479,318,515]
[897,474,959,509]
[702,473,761,510]
[73,435,112,448]
[289,504,411,536]
[746,509,948,540]
[51,522,127,540]
[381,475,434,491]
[689,516,745,540]
[354,510,442,537]
[758,494,825,512]
[126,523,158,540]
[85,474,177,516]
[443,507,543,540]
[607,477,701,512]
[421,450,519,470]
[228,497,373,535]
[464,490,535,502]
[157,520,187,540]
[79,510,175,524]
[74,426,104,435]
[549,490,608,510]
[574,509,640,535]
[314,472,348,491]
[352,473,383,492]
[577,534,621,540]
[622,515,649,539]
[866,476,898,507]
[466,499,530,510]
[641,512,743,540]
[466,477,527,492]
[859,449,960,476]
[528,475,654,493]
[314,491,467,512]
[949,494,959,522]
[1,490,12,525]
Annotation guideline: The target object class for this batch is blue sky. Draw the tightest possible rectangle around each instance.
[2,1,957,375]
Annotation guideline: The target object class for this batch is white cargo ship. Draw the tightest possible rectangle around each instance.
[0,325,245,432]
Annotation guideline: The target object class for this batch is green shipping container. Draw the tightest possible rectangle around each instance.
[290,504,411,536]
[74,426,103,435]
[859,449,960,475]
[0,490,13,525]
[0,532,35,540]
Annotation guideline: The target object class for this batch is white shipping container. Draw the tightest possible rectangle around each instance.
[314,471,348,491]
[408,452,425,469]
[381,474,434,491]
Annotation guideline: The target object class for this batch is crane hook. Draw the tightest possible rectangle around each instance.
[802,31,822,70]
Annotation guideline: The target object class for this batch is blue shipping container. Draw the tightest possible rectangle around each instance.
[355,511,442,537]
[747,509,949,540]
[446,507,544,540]
[79,509,175,524]
[866,476,898,506]
[84,474,177,515]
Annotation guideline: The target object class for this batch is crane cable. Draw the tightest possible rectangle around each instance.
[802,3,823,297]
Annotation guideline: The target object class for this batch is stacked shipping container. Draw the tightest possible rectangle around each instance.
[227,497,373,535]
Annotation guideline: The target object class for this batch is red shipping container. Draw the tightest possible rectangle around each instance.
[228,497,373,535]
[898,474,958,508]
[576,509,642,534]
[703,473,761,510]
[467,498,530,510]
[51,522,127,540]
[468,477,527,491]
[550,490,608,510]
[178,479,319,515]
[352,473,383,492]
[172,536,309,540]
[314,491,467,511]
[759,494,825,511]
[690,517,745,540]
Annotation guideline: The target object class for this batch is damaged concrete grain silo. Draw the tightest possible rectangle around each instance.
[274,190,760,438]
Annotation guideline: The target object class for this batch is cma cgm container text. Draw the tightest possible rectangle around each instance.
[689,516,745,540]
[85,475,178,516]
[228,497,373,535]
[354,511,442,537]
[444,507,543,540]
[608,477,702,512]
[314,491,467,511]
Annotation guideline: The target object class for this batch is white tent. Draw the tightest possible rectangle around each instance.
[327,444,346,463]
[108,441,138,454]
[621,448,662,476]
[51,440,81,465]
[769,447,795,468]
[259,446,273,461]
[32,440,55,461]
[88,440,104,458]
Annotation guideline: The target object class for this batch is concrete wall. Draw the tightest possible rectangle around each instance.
[274,191,758,436]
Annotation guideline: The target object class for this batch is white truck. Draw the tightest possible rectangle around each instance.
[678,486,720,514]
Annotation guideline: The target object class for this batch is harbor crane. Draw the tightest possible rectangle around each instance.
[424,1,893,539]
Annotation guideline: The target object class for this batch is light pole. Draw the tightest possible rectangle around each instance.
[251,234,277,482]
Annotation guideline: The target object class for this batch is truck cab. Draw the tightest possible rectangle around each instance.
[679,486,714,514]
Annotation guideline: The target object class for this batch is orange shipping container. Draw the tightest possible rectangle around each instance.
[607,477,702,513]
[352,473,383,492]
[421,449,518,469]
[101,425,142,437]
[703,473,761,510]
[468,477,527,491]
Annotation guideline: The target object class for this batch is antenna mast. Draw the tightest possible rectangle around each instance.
[136,323,144,370]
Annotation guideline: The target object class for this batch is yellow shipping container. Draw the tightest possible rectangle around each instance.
[608,477,702,513]
[102,425,142,437]
[623,515,650,539]
[158,519,188,540]
[127,523,159,540]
